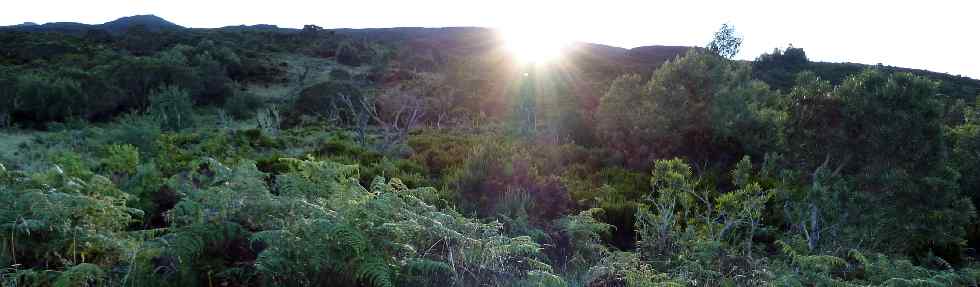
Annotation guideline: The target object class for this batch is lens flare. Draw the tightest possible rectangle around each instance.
[500,26,569,64]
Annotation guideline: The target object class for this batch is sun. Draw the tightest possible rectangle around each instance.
[500,26,570,64]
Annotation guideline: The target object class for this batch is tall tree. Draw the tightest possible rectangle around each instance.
[596,50,767,168]
[707,23,743,59]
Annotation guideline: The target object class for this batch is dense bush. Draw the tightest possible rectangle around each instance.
[448,139,572,223]
[0,28,309,127]
[0,151,568,286]
[0,161,139,285]
[148,85,195,131]
[595,50,769,169]
[285,80,366,127]
[223,91,264,119]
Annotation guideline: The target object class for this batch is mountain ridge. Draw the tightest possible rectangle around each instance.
[2,14,183,34]
[2,15,977,82]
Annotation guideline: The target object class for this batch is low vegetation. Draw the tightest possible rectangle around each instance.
[1,19,980,286]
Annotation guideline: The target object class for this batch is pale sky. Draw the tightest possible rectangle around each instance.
[2,0,978,79]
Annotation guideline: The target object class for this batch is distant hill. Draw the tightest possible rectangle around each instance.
[752,47,980,98]
[3,14,977,88]
[335,27,695,75]
[218,24,282,31]
[100,15,183,34]
[317,26,980,93]
[10,22,92,34]
[627,45,697,66]
[2,14,183,34]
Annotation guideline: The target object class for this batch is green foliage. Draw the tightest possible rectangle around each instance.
[0,67,126,127]
[593,73,647,167]
[564,166,649,249]
[772,241,980,286]
[781,71,843,169]
[4,23,980,287]
[586,252,683,287]
[222,91,263,120]
[718,156,774,258]
[317,131,427,187]
[595,50,767,168]
[0,30,296,128]
[706,23,742,59]
[949,99,980,215]
[554,208,613,283]
[52,263,106,287]
[286,79,365,127]
[752,46,809,90]
[101,144,140,175]
[752,45,979,99]
[838,70,973,252]
[773,240,849,284]
[148,85,195,131]
[130,157,563,286]
[333,39,390,67]
[636,158,696,259]
[447,139,571,222]
[108,112,162,155]
[407,130,480,177]
[0,163,139,282]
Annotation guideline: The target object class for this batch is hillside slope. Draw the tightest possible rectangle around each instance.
[3,14,183,34]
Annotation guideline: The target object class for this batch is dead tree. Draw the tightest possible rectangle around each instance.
[339,88,426,154]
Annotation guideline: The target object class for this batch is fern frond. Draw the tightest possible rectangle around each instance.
[52,263,106,287]
[356,256,393,287]
[403,258,452,277]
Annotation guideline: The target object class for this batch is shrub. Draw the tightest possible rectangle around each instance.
[586,252,683,286]
[149,85,195,131]
[553,209,614,283]
[0,164,138,278]
[101,144,140,176]
[12,72,83,125]
[223,92,264,119]
[449,139,572,223]
[126,157,563,286]
[109,112,162,155]
[408,131,479,177]
[286,80,365,127]
[190,52,236,105]
[330,68,352,81]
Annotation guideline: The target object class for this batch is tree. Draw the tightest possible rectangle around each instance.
[637,159,695,260]
[287,79,365,126]
[837,70,974,252]
[782,71,846,171]
[717,156,774,259]
[13,72,83,124]
[779,69,975,254]
[594,74,647,167]
[595,51,763,168]
[753,46,810,90]
[191,52,234,105]
[0,67,17,127]
[301,24,324,38]
[363,86,428,153]
[707,23,743,59]
[949,99,980,214]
